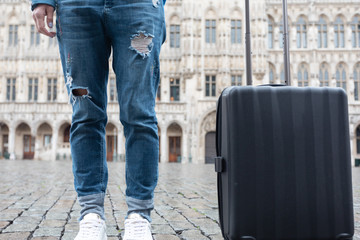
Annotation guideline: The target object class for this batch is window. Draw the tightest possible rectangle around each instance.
[269,69,274,84]
[206,20,216,43]
[354,63,360,100]
[336,63,347,91]
[317,17,328,48]
[170,25,180,48]
[357,126,360,154]
[44,135,52,147]
[109,77,117,102]
[268,18,274,49]
[9,25,18,46]
[297,64,309,87]
[319,63,329,87]
[231,20,241,44]
[170,78,180,101]
[296,17,307,48]
[6,78,16,101]
[334,17,345,48]
[351,16,360,48]
[30,25,40,46]
[157,78,161,101]
[28,78,38,102]
[47,78,57,101]
[205,75,216,97]
[231,75,242,86]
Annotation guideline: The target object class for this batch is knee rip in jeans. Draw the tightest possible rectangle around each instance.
[129,31,154,59]
[68,87,92,106]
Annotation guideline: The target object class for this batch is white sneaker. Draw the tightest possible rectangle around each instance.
[123,213,153,240]
[74,213,107,240]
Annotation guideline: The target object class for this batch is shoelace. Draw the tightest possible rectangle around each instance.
[125,219,150,239]
[78,219,104,238]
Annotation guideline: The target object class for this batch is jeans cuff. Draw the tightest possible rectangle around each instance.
[78,192,106,221]
[126,196,154,222]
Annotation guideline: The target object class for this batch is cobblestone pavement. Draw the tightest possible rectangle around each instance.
[0,160,359,240]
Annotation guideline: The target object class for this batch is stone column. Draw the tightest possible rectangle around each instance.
[160,129,167,163]
[8,125,16,160]
[52,126,59,161]
[182,131,188,163]
[190,120,197,164]
[118,127,123,161]
[32,128,39,160]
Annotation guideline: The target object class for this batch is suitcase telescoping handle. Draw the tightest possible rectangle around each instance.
[245,0,291,86]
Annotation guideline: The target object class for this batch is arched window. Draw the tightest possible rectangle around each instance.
[297,64,309,87]
[336,63,347,91]
[269,63,275,84]
[354,63,360,100]
[318,17,328,48]
[351,16,360,48]
[206,19,216,43]
[268,17,274,49]
[170,25,180,48]
[231,19,242,44]
[64,125,70,142]
[357,125,360,154]
[296,17,307,48]
[334,17,345,48]
[319,63,329,87]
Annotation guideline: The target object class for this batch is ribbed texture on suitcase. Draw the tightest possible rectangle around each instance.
[216,86,354,240]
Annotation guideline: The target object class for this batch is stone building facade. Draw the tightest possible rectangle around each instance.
[0,0,359,165]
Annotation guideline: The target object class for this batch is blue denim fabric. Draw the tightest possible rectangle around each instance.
[31,0,166,11]
[55,0,166,222]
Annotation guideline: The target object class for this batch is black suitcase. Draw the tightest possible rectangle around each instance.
[214,1,354,240]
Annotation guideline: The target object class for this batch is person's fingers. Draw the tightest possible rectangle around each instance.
[32,10,41,32]
[32,5,56,38]
[38,18,55,38]
[46,6,54,30]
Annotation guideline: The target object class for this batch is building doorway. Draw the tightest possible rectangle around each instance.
[23,135,35,159]
[169,136,181,162]
[64,125,70,142]
[167,123,183,163]
[106,135,117,161]
[1,135,9,159]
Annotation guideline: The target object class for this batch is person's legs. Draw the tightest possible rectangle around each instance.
[105,0,166,223]
[55,0,111,221]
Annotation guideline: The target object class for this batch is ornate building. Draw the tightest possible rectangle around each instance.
[0,0,360,165]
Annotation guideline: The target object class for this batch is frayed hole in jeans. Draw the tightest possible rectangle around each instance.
[129,31,154,59]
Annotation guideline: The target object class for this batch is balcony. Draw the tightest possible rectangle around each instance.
[155,102,186,113]
[0,102,72,114]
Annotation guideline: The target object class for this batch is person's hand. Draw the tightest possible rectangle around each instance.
[32,4,56,38]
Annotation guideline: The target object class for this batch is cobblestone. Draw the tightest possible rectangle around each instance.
[0,160,358,239]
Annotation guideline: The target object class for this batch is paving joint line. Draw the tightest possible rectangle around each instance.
[106,188,122,239]
[59,189,77,240]
[0,188,53,234]
[157,189,211,240]
[27,188,67,240]
[172,192,214,239]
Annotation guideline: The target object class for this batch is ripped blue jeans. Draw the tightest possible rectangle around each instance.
[55,0,166,222]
